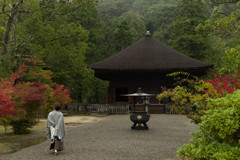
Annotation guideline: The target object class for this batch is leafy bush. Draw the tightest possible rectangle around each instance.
[0,92,17,118]
[0,62,72,134]
[205,71,240,96]
[0,92,18,134]
[220,45,240,74]
[177,90,240,159]
[157,72,216,124]
[157,71,240,124]
[23,58,72,117]
[41,83,72,117]
[10,119,34,134]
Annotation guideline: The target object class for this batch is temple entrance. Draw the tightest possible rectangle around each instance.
[115,87,128,102]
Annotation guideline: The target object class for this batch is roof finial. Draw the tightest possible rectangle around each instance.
[145,31,151,36]
[137,87,143,93]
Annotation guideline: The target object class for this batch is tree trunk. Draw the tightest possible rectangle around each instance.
[0,119,8,135]
[1,0,23,56]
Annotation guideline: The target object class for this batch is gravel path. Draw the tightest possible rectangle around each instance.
[0,114,197,160]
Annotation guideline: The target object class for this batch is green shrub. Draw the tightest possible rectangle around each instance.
[10,119,35,134]
[178,90,240,159]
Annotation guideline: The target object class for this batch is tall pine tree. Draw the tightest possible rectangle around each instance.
[113,20,133,52]
[171,0,210,60]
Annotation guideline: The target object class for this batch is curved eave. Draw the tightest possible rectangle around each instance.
[89,65,214,72]
[88,35,214,74]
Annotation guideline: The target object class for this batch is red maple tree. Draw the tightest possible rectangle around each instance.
[0,92,18,118]
[0,62,72,134]
[205,71,240,96]
[53,84,72,106]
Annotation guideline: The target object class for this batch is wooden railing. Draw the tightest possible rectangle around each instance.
[69,103,129,115]
[165,103,192,114]
[69,103,192,115]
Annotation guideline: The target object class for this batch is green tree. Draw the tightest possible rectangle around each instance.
[97,0,135,20]
[113,20,133,51]
[221,46,240,73]
[144,2,178,44]
[0,0,99,103]
[132,0,150,13]
[97,19,119,58]
[171,0,210,60]
[203,1,240,73]
[178,90,240,159]
[120,11,146,42]
[207,38,226,70]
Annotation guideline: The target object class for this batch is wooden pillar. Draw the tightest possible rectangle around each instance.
[108,86,115,103]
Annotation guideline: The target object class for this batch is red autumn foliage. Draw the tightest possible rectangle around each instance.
[53,84,72,105]
[0,62,72,121]
[0,64,28,95]
[0,64,46,119]
[0,62,73,134]
[0,64,27,118]
[0,92,18,118]
[23,82,46,104]
[205,71,240,96]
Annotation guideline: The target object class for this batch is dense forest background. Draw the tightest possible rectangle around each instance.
[0,0,239,104]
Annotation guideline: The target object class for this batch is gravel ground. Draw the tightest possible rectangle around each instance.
[0,114,197,160]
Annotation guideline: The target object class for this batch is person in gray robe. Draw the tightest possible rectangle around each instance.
[46,104,67,155]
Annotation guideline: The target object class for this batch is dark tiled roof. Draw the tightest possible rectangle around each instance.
[89,35,213,71]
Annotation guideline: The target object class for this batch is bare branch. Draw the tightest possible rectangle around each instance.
[14,0,24,10]
[1,2,6,13]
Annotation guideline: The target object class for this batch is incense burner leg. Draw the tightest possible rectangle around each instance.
[143,123,148,130]
[131,122,137,129]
